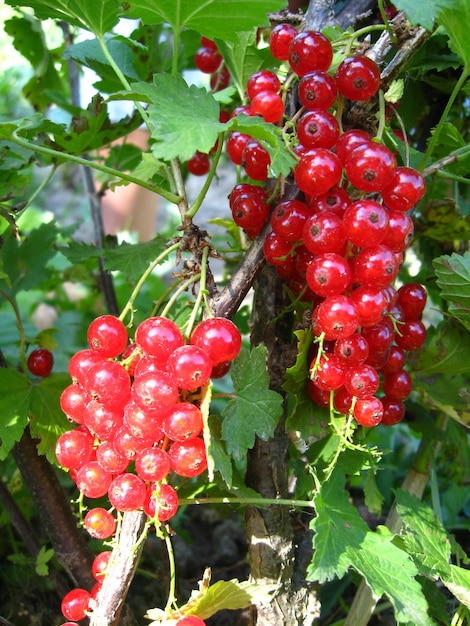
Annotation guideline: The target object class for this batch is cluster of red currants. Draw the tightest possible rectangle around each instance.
[56,313,241,624]
[226,24,428,428]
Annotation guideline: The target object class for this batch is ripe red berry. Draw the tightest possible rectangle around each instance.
[247,70,281,99]
[92,550,112,581]
[269,23,298,60]
[84,360,131,408]
[231,192,269,234]
[335,129,371,165]
[345,141,397,192]
[131,369,179,411]
[296,110,340,149]
[135,447,171,482]
[27,347,54,377]
[397,283,427,319]
[76,461,113,499]
[294,149,342,197]
[394,319,427,351]
[243,140,271,181]
[250,90,284,123]
[298,70,338,110]
[186,151,211,176]
[383,369,413,400]
[344,363,380,399]
[163,402,204,441]
[176,616,207,625]
[381,166,426,211]
[314,295,359,340]
[135,317,184,362]
[353,244,398,288]
[288,31,333,76]
[55,429,94,470]
[194,46,222,73]
[381,210,414,252]
[166,344,213,390]
[380,395,406,426]
[190,317,241,365]
[61,588,91,622]
[87,315,128,358]
[108,472,147,512]
[68,349,105,387]
[226,131,251,165]
[310,353,346,391]
[309,186,352,217]
[350,285,389,327]
[306,252,351,298]
[335,56,381,101]
[144,482,179,522]
[263,231,294,266]
[343,199,389,248]
[334,333,369,365]
[84,508,116,540]
[169,438,208,477]
[302,211,346,255]
[354,395,384,427]
[270,199,310,242]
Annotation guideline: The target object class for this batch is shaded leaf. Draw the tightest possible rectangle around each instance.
[221,345,283,460]
[309,469,433,625]
[433,252,470,327]
[410,322,470,374]
[124,0,285,42]
[0,369,31,460]
[435,0,470,70]
[392,0,441,29]
[6,0,120,35]
[414,374,470,428]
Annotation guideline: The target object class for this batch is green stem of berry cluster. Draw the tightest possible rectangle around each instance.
[163,527,178,612]
[183,245,212,338]
[158,273,202,318]
[187,131,227,219]
[375,89,386,142]
[377,0,398,44]
[119,241,182,325]
[178,495,316,509]
[0,290,27,371]
[343,24,388,57]
[419,68,470,171]
[15,166,57,221]
[10,130,180,204]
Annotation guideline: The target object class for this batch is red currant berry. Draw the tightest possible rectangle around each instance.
[84,508,116,540]
[166,344,213,390]
[334,333,369,364]
[226,131,251,166]
[112,425,148,460]
[269,23,298,60]
[336,56,381,101]
[333,385,354,414]
[296,110,340,150]
[108,472,147,512]
[55,428,94,470]
[394,319,427,351]
[382,369,413,400]
[135,317,184,362]
[350,285,388,327]
[307,380,331,408]
[243,140,271,181]
[231,193,269,234]
[200,37,217,51]
[144,483,179,522]
[294,149,342,197]
[190,317,241,365]
[263,231,294,266]
[306,252,351,298]
[381,345,406,373]
[308,186,352,218]
[194,46,222,73]
[27,348,54,377]
[298,70,338,110]
[302,211,346,255]
[68,349,105,387]
[344,363,380,398]
[186,151,211,176]
[76,461,113,499]
[396,283,427,319]
[169,438,208,477]
[270,199,310,243]
[380,395,406,426]
[60,384,90,424]
[335,129,371,165]
[310,353,346,391]
[135,447,171,482]
[353,244,398,288]
[354,395,383,427]
[163,402,203,441]
[250,90,284,123]
[343,199,389,248]
[92,551,112,581]
[247,70,281,99]
[210,65,231,91]
[381,166,426,211]
[314,295,359,340]
[84,360,131,408]
[96,440,129,474]
[175,616,206,626]
[61,588,91,622]
[84,399,123,441]
[123,401,164,443]
[381,209,414,252]
[131,369,179,411]
[87,315,128,358]
[345,141,397,192]
[288,31,333,76]
[362,321,394,355]
[229,183,267,209]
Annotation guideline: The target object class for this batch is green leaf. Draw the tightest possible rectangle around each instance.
[206,415,233,488]
[138,74,224,162]
[228,113,297,178]
[0,369,31,460]
[216,32,273,99]
[363,468,384,515]
[1,222,60,295]
[435,0,470,70]
[6,0,120,36]
[395,490,451,576]
[59,236,168,284]
[124,0,285,42]
[414,374,470,428]
[309,470,433,625]
[221,345,283,460]
[433,252,470,327]
[29,374,71,463]
[392,0,441,29]
[445,565,470,609]
[35,546,54,577]
[410,322,470,374]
